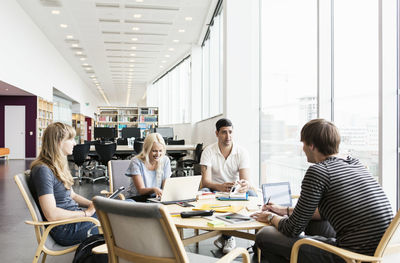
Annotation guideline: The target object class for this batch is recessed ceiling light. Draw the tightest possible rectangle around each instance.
[165,54,170,58]
[185,17,193,21]
[131,46,136,50]
[129,69,134,71]
[72,44,79,47]
[129,64,134,67]
[129,59,135,62]
[130,53,136,56]
[60,24,68,28]
[136,0,143,2]
[76,51,82,55]
[5,88,8,91]
[160,65,164,68]
[51,10,60,15]
[90,75,96,78]
[132,27,140,31]
[133,14,142,18]
[178,29,185,33]
[66,35,74,39]
[168,48,174,51]
[173,39,179,43]
[162,60,166,63]
[80,58,86,61]
[131,37,138,41]
[82,63,89,66]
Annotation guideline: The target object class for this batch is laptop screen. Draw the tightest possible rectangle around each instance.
[262,182,292,207]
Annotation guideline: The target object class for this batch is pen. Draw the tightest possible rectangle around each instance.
[266,196,271,205]
[226,216,251,220]
[210,205,231,208]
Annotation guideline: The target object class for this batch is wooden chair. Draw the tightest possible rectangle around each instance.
[14,172,101,263]
[100,160,132,200]
[93,196,251,263]
[290,211,400,263]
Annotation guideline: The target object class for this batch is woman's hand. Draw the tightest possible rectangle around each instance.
[85,201,96,217]
[261,202,287,216]
[251,211,273,223]
[153,187,163,198]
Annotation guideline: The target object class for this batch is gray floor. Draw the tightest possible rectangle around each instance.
[0,159,256,262]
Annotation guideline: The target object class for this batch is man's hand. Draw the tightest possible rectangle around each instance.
[237,179,249,193]
[262,202,287,216]
[251,211,275,223]
[218,182,235,192]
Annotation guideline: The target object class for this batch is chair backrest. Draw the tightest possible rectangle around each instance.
[72,143,90,166]
[375,211,400,261]
[107,160,132,197]
[117,138,128,145]
[194,143,203,163]
[93,196,188,263]
[133,140,144,155]
[95,143,117,166]
[14,172,46,245]
[168,139,185,145]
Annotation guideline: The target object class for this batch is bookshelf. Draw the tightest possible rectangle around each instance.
[37,97,53,155]
[72,113,86,144]
[97,107,158,138]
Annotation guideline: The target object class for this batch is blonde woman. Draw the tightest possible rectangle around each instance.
[125,133,171,202]
[29,122,98,246]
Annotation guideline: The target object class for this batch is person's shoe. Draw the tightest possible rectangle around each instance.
[213,236,225,249]
[222,237,236,253]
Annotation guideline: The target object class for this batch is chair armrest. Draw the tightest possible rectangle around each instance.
[216,247,250,263]
[100,190,112,196]
[25,216,100,227]
[290,238,381,263]
[92,243,107,254]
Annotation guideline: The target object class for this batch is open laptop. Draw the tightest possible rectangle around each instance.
[147,176,202,204]
[261,182,292,207]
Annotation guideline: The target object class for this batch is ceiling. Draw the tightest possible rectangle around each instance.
[0,81,34,96]
[16,0,214,106]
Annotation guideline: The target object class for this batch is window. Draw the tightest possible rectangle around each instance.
[260,0,398,199]
[201,2,223,119]
[147,57,191,125]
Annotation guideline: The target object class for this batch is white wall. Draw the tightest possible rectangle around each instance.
[0,0,100,118]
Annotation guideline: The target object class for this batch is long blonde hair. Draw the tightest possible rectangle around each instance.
[136,133,166,185]
[31,122,76,189]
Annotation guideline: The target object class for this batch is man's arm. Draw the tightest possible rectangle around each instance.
[201,165,234,192]
[238,168,251,192]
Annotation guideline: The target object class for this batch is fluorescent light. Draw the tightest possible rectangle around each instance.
[51,10,60,15]
[178,29,185,33]
[131,46,137,50]
[132,27,140,31]
[130,53,136,56]
[136,0,143,2]
[133,14,142,18]
[72,44,79,47]
[185,17,193,21]
[82,63,89,66]
[76,51,82,55]
[80,58,86,61]
[168,48,174,51]
[131,37,138,41]
[173,39,179,43]
[129,59,135,62]
[60,24,68,28]
[66,35,74,39]
[165,54,170,58]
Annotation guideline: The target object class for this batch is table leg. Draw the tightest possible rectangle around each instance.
[194,229,199,250]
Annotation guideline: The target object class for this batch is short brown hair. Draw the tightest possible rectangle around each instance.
[300,119,340,155]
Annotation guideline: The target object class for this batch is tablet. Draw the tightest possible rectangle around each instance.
[261,182,292,207]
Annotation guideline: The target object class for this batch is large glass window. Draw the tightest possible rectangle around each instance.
[201,4,223,119]
[260,0,398,197]
[147,57,191,125]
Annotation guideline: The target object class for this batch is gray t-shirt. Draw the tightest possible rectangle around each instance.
[125,156,171,197]
[30,165,79,220]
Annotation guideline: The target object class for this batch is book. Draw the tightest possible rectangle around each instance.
[215,213,254,224]
[196,192,216,200]
[215,191,248,201]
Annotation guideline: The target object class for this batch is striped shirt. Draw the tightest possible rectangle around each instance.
[278,156,393,256]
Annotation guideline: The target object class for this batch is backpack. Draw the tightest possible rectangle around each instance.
[72,234,108,263]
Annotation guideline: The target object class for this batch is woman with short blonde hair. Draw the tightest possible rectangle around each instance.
[125,132,171,201]
[30,122,98,246]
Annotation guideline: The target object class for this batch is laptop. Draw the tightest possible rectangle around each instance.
[261,182,292,207]
[147,176,202,204]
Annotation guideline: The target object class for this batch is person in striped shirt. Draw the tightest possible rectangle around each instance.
[252,119,393,263]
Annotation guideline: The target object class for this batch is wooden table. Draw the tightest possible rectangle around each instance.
[166,197,267,247]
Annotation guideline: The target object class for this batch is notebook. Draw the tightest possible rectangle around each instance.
[261,182,292,207]
[147,176,202,204]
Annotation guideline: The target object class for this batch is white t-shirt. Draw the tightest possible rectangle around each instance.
[200,142,250,184]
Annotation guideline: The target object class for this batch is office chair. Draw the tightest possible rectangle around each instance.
[14,171,100,263]
[167,139,187,172]
[116,138,128,145]
[291,211,400,263]
[92,143,117,183]
[100,160,131,200]
[177,143,203,176]
[92,196,251,263]
[133,140,144,155]
[71,143,91,185]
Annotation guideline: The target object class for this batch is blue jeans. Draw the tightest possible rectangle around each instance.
[50,212,99,246]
